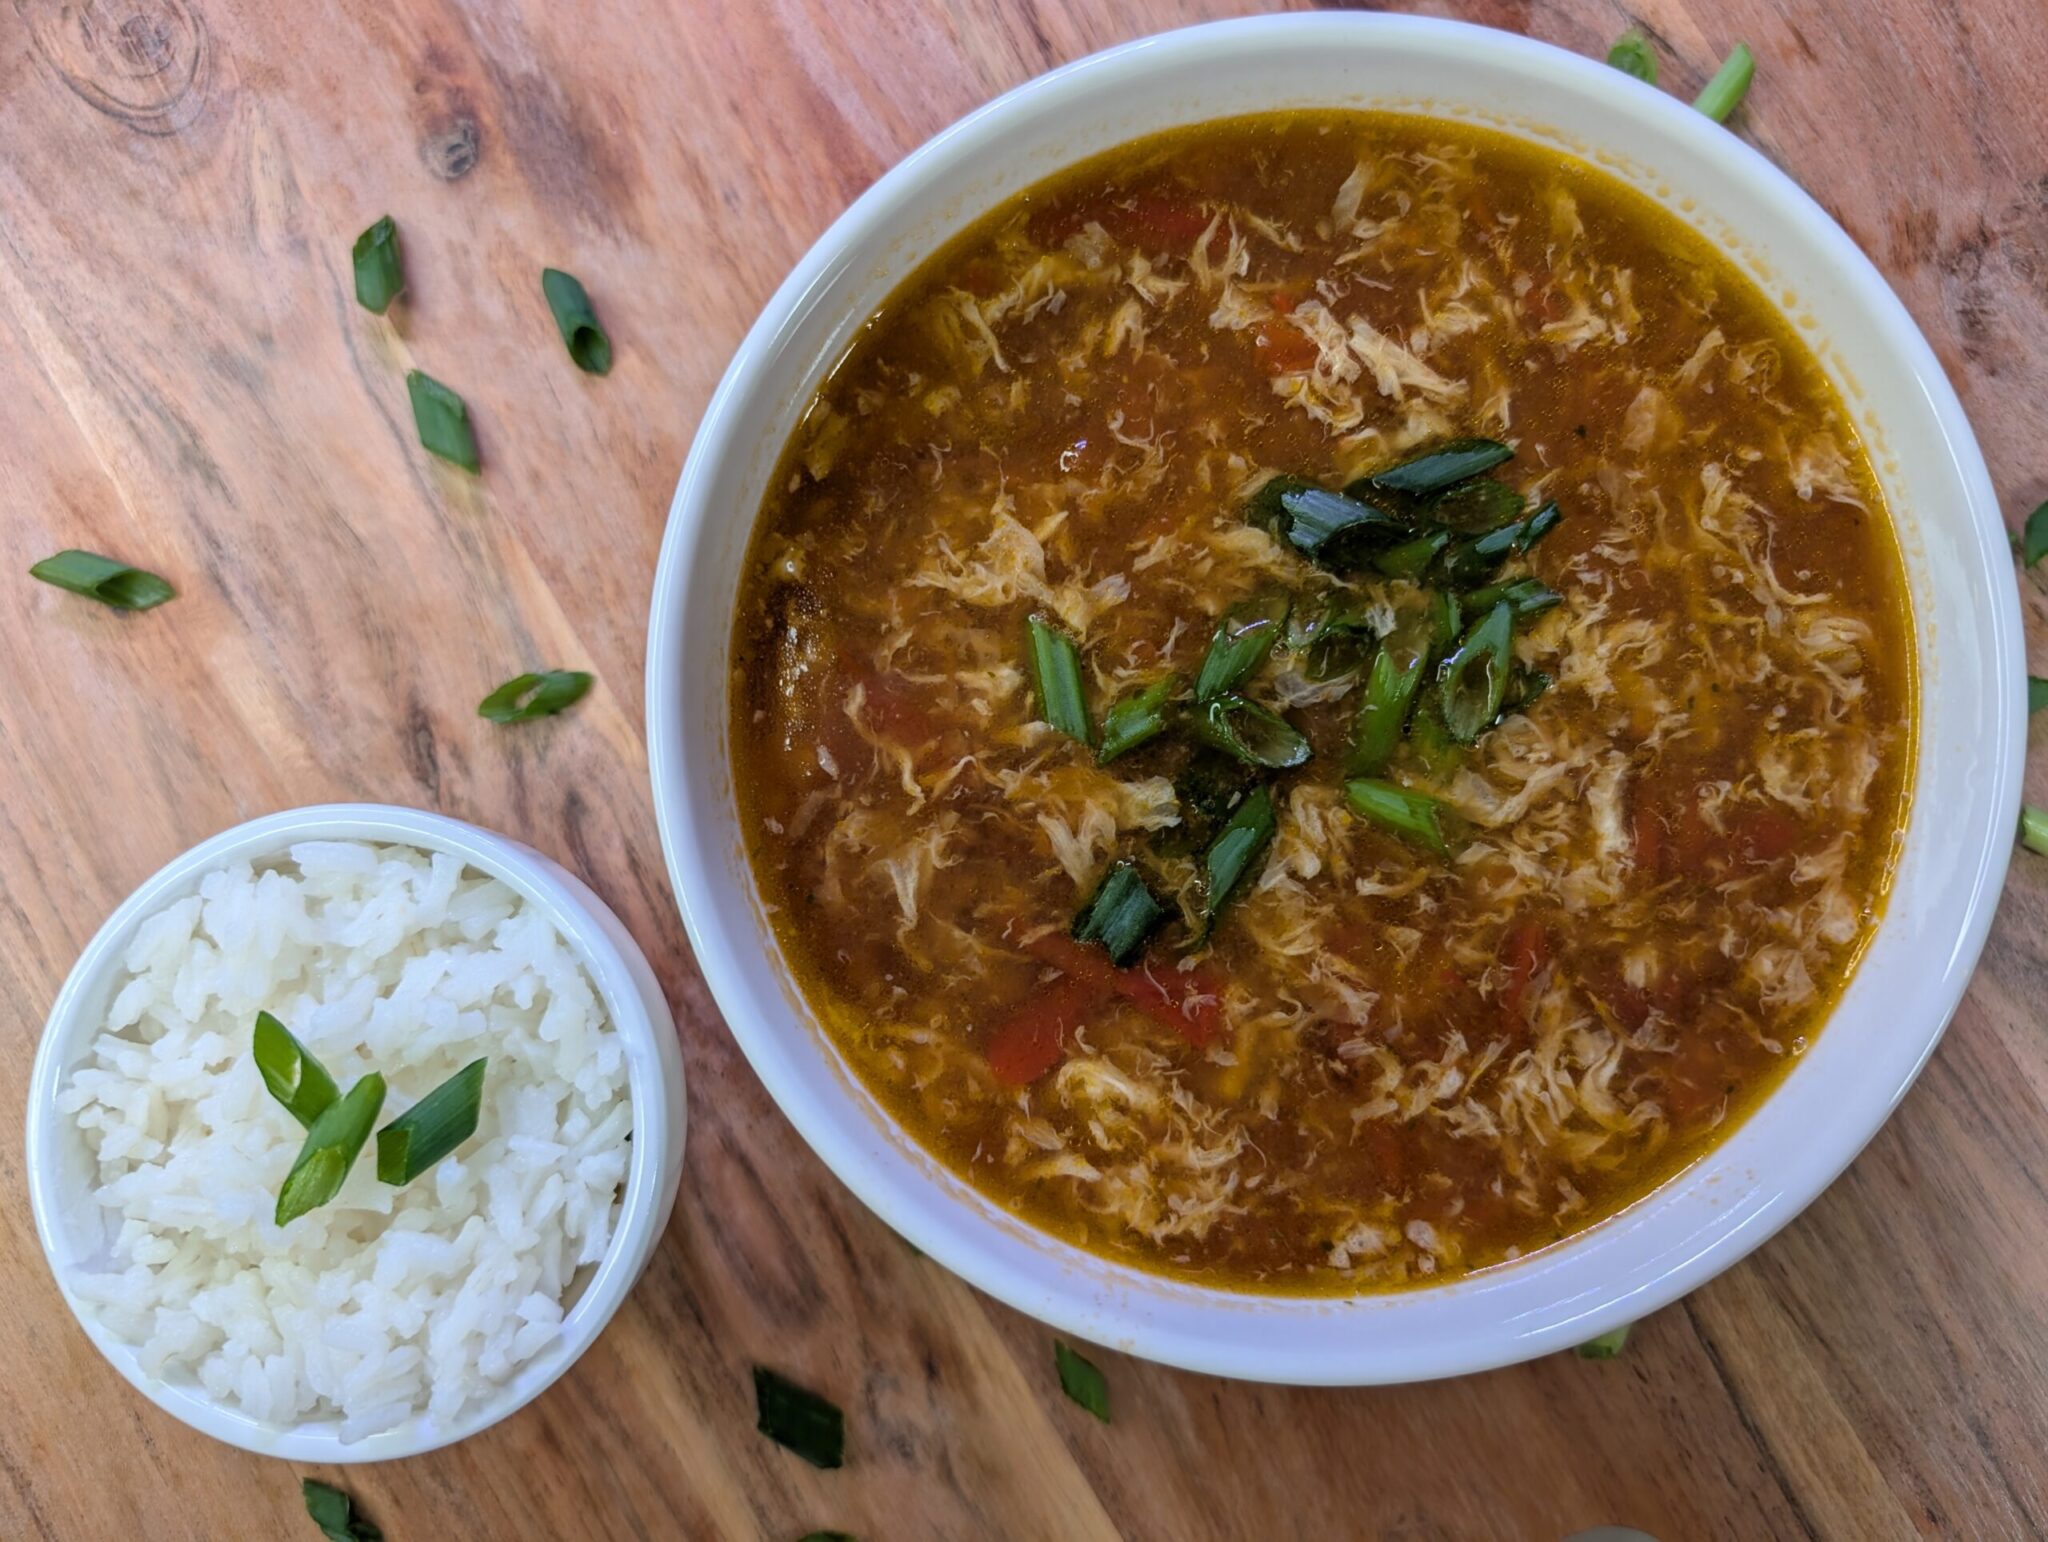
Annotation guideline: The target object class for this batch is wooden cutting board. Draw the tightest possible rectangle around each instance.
[3,1,2044,1536]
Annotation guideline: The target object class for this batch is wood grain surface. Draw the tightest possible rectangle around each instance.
[3,1,2045,1538]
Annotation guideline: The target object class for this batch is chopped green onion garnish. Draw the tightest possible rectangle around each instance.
[1098,673,1180,762]
[406,370,480,472]
[1357,437,1514,498]
[29,550,174,611]
[1347,612,1435,777]
[1188,693,1312,769]
[541,268,612,375]
[478,670,593,723]
[1506,665,1554,713]
[1607,29,1658,84]
[753,1367,845,1469]
[1026,613,1093,745]
[1693,43,1755,123]
[1463,576,1563,618]
[1194,594,1289,702]
[376,1058,487,1185]
[1072,860,1168,966]
[1437,601,1516,743]
[351,215,405,315]
[1287,595,1377,680]
[1201,784,1276,930]
[1371,529,1451,581]
[1576,1324,1632,1360]
[253,1011,338,1128]
[2031,676,2048,714]
[275,1073,385,1226]
[2022,806,2048,857]
[1428,476,1525,533]
[2022,501,2048,566]
[303,1477,382,1542]
[1054,1340,1111,1423]
[1267,485,1406,564]
[1345,778,1468,860]
[1434,502,1560,587]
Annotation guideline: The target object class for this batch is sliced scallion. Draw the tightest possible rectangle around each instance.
[253,1011,338,1128]
[406,370,480,472]
[275,1073,385,1226]
[351,215,405,314]
[29,550,174,611]
[2023,501,2048,566]
[1370,528,1451,581]
[1347,613,1435,777]
[1194,594,1289,702]
[1607,29,1658,84]
[1054,1340,1111,1423]
[1434,502,1560,587]
[303,1477,382,1542]
[1345,778,1467,860]
[1694,43,1755,123]
[1201,784,1276,931]
[1288,595,1377,680]
[479,669,593,723]
[1267,484,1406,564]
[1098,673,1180,762]
[1357,437,1514,498]
[1428,476,1524,533]
[1026,613,1093,745]
[1463,575,1563,618]
[541,268,612,375]
[753,1367,845,1469]
[1072,861,1168,966]
[376,1058,487,1185]
[2022,806,2048,857]
[2031,676,2048,714]
[1188,693,1312,769]
[1576,1324,1632,1360]
[1437,601,1515,743]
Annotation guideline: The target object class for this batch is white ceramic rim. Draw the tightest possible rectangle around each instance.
[647,14,2023,1383]
[24,803,688,1461]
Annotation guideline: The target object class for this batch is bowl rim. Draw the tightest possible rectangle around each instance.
[646,12,2022,1382]
[23,802,687,1462]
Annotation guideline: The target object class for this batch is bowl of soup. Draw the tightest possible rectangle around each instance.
[647,14,2022,1382]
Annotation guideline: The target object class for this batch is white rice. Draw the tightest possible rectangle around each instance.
[55,840,631,1442]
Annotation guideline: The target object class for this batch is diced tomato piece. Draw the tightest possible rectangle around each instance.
[1630,802,1664,876]
[1498,917,1550,1021]
[1732,809,1801,864]
[1253,318,1321,375]
[846,662,936,747]
[1026,934,1223,1050]
[985,974,1098,1086]
[1028,186,1214,253]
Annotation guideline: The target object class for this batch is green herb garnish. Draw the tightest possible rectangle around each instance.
[1288,595,1377,680]
[1201,784,1276,931]
[1347,612,1435,777]
[1462,576,1562,618]
[478,669,594,724]
[1436,601,1516,743]
[304,1477,382,1542]
[2022,806,2048,857]
[1194,593,1290,702]
[375,1058,487,1184]
[1607,29,1658,84]
[754,1367,845,1469]
[1345,778,1467,860]
[1098,674,1180,763]
[1576,1324,1632,1360]
[1265,484,1406,564]
[275,1073,385,1227]
[1370,528,1451,581]
[1356,437,1514,498]
[406,369,480,472]
[2022,501,2048,566]
[1434,501,1561,587]
[1026,613,1092,745]
[351,216,404,315]
[253,1012,338,1129]
[1428,476,1525,533]
[541,268,612,375]
[29,550,174,611]
[2031,676,2048,714]
[1054,1340,1110,1423]
[1693,43,1755,123]
[1187,693,1312,769]
[1072,860,1168,966]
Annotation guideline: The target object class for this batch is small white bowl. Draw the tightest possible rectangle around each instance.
[24,804,687,1462]
[647,15,2023,1383]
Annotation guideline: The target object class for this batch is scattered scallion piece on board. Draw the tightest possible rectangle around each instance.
[1053,1340,1111,1423]
[29,550,174,611]
[1187,693,1312,770]
[375,1058,487,1185]
[2031,677,2048,714]
[1201,784,1276,931]
[1606,29,1658,84]
[541,268,612,375]
[1025,613,1093,746]
[351,215,404,315]
[478,670,593,724]
[406,369,480,472]
[1194,593,1290,702]
[1693,43,1755,123]
[1345,778,1467,860]
[753,1367,845,1469]
[303,1477,383,1542]
[253,1012,338,1129]
[2022,501,2048,566]
[2022,806,2048,857]
[1072,860,1168,966]
[1576,1324,1633,1360]
[1098,673,1180,763]
[275,1074,385,1226]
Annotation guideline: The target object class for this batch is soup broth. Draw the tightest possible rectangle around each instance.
[729,112,1913,1292]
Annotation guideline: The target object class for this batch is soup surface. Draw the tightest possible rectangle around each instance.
[730,112,1914,1292]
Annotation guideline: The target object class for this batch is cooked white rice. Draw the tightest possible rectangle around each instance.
[56,839,631,1442]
